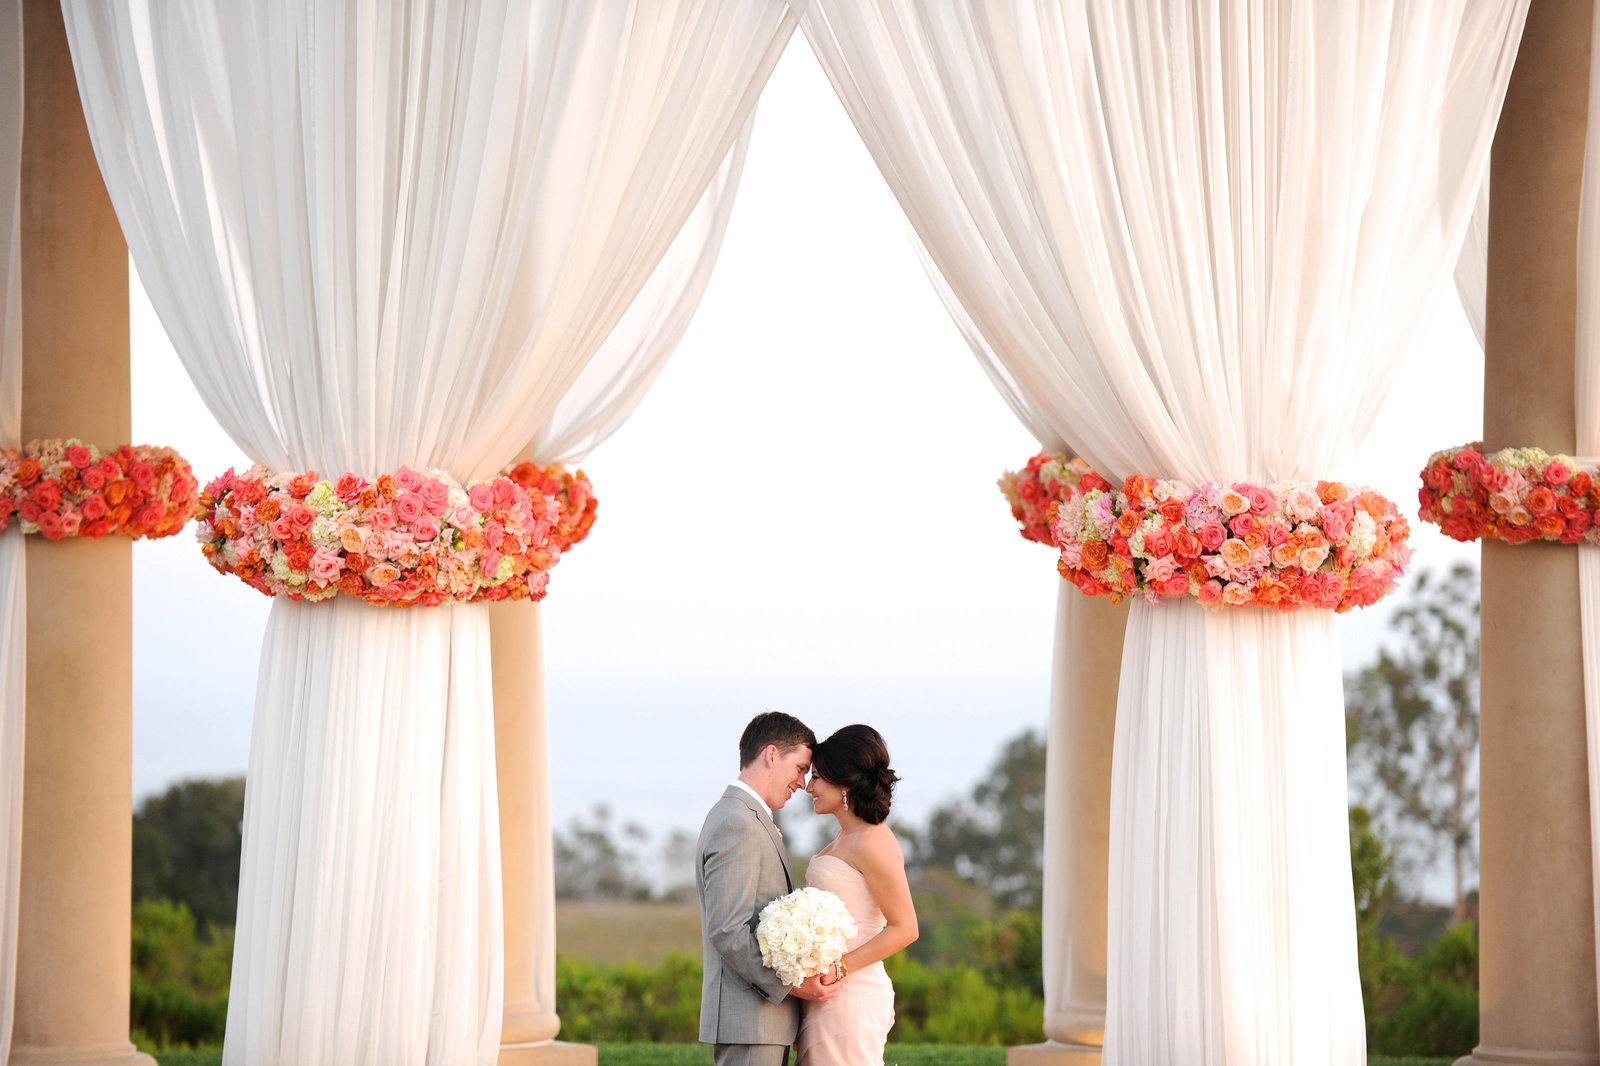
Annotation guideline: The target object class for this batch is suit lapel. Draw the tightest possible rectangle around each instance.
[728,785,793,890]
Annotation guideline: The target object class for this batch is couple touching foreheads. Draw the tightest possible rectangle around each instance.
[695,712,919,1066]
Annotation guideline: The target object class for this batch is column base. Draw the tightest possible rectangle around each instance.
[1455,1048,1600,1066]
[8,1043,156,1066]
[1008,1040,1102,1066]
[498,1040,598,1066]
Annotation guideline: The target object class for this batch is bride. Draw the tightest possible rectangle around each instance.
[798,725,919,1066]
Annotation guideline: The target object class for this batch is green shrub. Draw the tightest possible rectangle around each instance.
[1369,922,1479,1058]
[130,899,231,1052]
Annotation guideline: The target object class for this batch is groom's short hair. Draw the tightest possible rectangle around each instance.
[739,712,816,769]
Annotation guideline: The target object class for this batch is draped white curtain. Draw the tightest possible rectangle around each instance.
[531,118,751,466]
[0,1,23,1060]
[62,3,792,1064]
[803,4,1526,1063]
[1573,1,1600,1040]
[1456,178,1489,348]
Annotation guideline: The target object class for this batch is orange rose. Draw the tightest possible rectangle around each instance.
[359,488,380,509]
[376,475,397,503]
[339,527,365,552]
[15,457,40,485]
[1158,499,1185,523]
[1115,511,1140,537]
[286,549,312,572]
[256,499,281,522]
[1220,539,1251,569]
[1244,531,1264,551]
[1082,540,1110,569]
[1319,481,1349,504]
[58,467,80,494]
[1536,514,1565,538]
[1272,543,1298,568]
[1173,527,1202,558]
[105,480,129,505]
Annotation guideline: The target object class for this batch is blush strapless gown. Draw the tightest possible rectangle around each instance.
[796,853,896,1066]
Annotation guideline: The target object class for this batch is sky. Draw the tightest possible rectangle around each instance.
[127,37,1483,884]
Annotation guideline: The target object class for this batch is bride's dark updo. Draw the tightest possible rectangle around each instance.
[811,724,898,825]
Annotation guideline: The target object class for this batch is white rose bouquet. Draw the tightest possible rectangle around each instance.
[755,886,857,987]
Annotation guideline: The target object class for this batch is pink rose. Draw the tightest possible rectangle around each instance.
[452,503,477,529]
[1145,554,1178,583]
[1229,514,1254,538]
[420,590,449,607]
[59,509,82,537]
[369,506,398,531]
[291,503,318,530]
[17,500,39,523]
[311,547,342,582]
[129,460,156,494]
[1546,461,1573,487]
[31,481,61,512]
[80,493,108,521]
[411,516,442,543]
[1261,520,1289,546]
[99,457,122,483]
[1198,522,1227,551]
[138,502,165,529]
[480,550,503,579]
[379,581,406,601]
[1144,527,1175,558]
[468,485,496,513]
[395,492,427,525]
[395,466,422,493]
[1198,579,1224,605]
[385,530,416,558]
[492,479,518,509]
[81,466,105,490]
[335,474,369,501]
[64,444,93,469]
[270,515,296,541]
[1320,502,1352,543]
[1159,574,1191,597]
[1246,486,1274,515]
[419,479,450,515]
[1221,582,1252,607]
[37,511,64,539]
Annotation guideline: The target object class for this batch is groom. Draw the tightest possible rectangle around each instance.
[697,712,841,1066]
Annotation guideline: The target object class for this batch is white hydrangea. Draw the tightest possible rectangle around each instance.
[755,887,856,987]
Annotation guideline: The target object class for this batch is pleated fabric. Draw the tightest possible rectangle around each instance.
[802,3,1528,1062]
[0,1,22,1059]
[60,3,793,1063]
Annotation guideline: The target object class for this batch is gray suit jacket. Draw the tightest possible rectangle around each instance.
[696,785,800,1046]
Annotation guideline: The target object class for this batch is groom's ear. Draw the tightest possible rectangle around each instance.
[762,743,779,767]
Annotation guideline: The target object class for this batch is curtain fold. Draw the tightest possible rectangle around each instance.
[0,0,23,1059]
[1456,178,1489,349]
[62,3,793,1063]
[802,3,1526,1062]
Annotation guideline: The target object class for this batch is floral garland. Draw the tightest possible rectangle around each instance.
[1051,475,1411,611]
[196,465,562,607]
[1418,443,1600,546]
[0,438,198,540]
[503,461,597,554]
[998,452,1107,545]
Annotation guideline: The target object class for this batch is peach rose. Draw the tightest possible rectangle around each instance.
[1220,539,1251,570]
[1219,491,1250,516]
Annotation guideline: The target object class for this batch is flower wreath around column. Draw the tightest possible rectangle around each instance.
[1419,443,1597,545]
[1003,452,1411,611]
[0,438,198,539]
[197,460,601,608]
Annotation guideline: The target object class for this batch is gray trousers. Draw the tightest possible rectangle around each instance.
[713,1043,790,1066]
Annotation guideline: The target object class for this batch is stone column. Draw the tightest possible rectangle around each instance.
[490,599,595,1066]
[10,2,152,1064]
[1009,588,1126,1066]
[1460,2,1600,1063]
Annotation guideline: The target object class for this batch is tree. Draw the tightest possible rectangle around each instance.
[553,804,655,901]
[1346,563,1480,921]
[132,777,247,932]
[905,729,1046,910]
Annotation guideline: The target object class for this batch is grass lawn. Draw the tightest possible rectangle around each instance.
[154,1048,1456,1065]
[557,900,701,966]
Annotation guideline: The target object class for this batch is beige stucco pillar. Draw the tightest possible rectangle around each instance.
[10,2,151,1064]
[490,599,596,1066]
[1009,588,1126,1066]
[1461,2,1600,1063]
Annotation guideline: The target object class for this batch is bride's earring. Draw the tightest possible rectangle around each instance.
[842,790,849,812]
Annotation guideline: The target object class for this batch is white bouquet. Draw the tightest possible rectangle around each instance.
[755,886,858,987]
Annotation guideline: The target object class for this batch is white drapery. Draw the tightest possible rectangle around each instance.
[62,3,792,1063]
[1456,180,1489,348]
[1573,1,1600,1042]
[0,1,23,1060]
[803,4,1526,1062]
